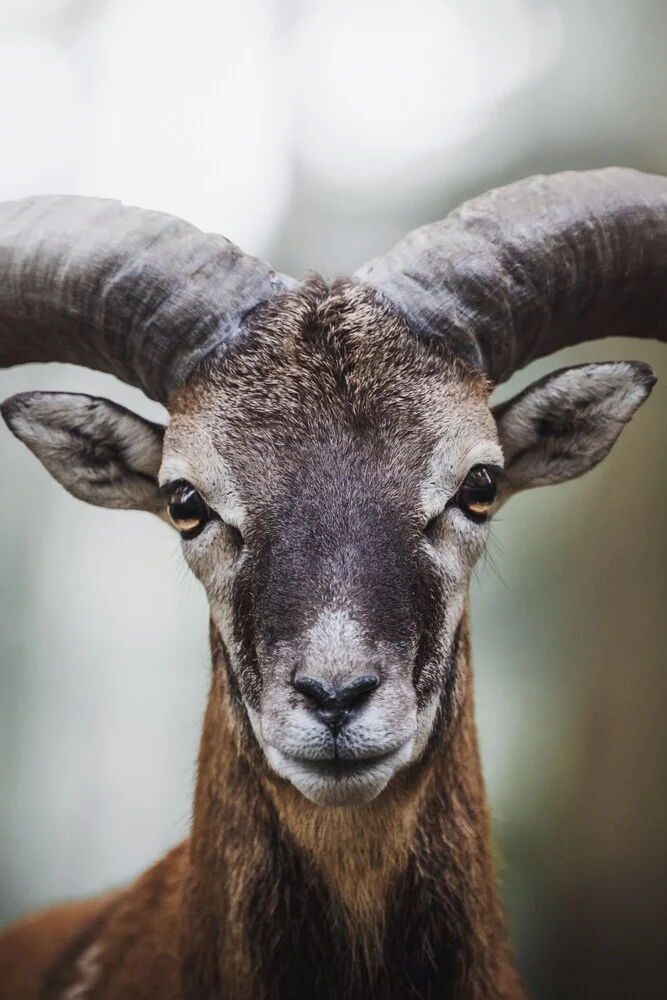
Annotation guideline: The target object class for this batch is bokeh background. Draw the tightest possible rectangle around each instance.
[0,1,665,996]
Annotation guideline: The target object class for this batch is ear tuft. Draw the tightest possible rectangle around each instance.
[0,392,44,433]
[493,361,656,493]
[1,391,166,513]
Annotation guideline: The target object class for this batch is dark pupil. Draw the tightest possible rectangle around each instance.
[170,488,205,523]
[460,467,497,506]
[467,467,494,491]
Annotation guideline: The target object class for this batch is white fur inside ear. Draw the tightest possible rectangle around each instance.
[493,361,656,492]
[1,391,165,512]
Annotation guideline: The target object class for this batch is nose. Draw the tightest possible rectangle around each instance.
[294,674,379,732]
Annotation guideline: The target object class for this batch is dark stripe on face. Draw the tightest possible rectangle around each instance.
[251,502,419,651]
[210,623,267,755]
[230,552,265,711]
[412,554,455,710]
[231,495,461,731]
[420,619,464,748]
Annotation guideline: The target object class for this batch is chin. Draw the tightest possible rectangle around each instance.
[265,743,414,806]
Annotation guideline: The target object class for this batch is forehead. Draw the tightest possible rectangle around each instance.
[165,279,495,501]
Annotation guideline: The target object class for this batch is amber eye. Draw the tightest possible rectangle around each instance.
[167,483,211,538]
[455,465,501,521]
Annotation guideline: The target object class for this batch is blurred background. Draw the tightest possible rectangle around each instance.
[0,0,665,996]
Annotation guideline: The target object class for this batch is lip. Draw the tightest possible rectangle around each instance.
[264,739,415,805]
[290,752,397,779]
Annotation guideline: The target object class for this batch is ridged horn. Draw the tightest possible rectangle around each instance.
[0,196,297,403]
[355,167,667,383]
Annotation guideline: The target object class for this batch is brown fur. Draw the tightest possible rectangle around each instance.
[0,197,654,1000]
[0,609,525,1000]
[1,280,532,999]
[0,899,108,1000]
[0,206,657,1000]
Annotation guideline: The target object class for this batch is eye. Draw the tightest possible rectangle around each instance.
[455,464,501,522]
[167,482,212,538]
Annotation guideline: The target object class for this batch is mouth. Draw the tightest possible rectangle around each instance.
[292,752,396,778]
[265,743,413,806]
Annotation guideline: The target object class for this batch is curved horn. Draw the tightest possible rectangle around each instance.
[0,196,296,403]
[355,168,667,383]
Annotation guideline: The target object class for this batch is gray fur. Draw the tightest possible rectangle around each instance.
[494,361,657,494]
[1,280,656,806]
[1,392,165,514]
[0,168,664,806]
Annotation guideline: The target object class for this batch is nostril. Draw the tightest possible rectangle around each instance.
[293,676,338,710]
[293,674,380,726]
[336,674,379,710]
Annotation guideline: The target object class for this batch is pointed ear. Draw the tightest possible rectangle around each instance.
[1,392,166,514]
[493,362,656,495]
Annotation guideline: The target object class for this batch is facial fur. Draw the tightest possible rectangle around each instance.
[163,278,499,805]
[4,273,651,807]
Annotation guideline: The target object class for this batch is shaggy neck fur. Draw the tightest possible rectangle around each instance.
[181,609,525,1000]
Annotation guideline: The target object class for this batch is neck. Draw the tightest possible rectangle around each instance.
[181,617,525,1000]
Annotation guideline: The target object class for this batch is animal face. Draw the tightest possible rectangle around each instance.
[2,279,654,806]
[162,280,499,804]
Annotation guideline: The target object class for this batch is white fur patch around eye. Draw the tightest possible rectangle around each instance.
[159,449,247,534]
[419,437,503,524]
